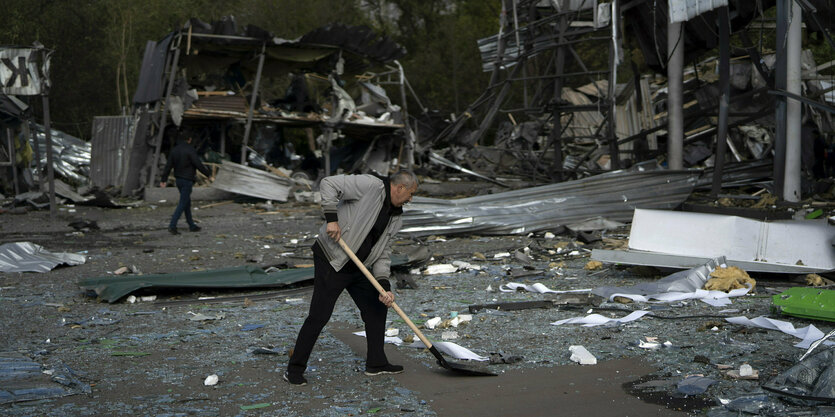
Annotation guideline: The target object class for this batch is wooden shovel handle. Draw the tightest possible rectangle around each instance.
[337,238,434,350]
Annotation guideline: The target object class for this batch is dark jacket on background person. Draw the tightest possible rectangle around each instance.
[161,139,211,182]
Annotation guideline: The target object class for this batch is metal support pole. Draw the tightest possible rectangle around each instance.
[512,0,527,108]
[24,121,42,191]
[394,60,413,170]
[240,44,266,164]
[148,43,181,187]
[323,128,333,176]
[711,7,731,197]
[220,121,226,156]
[550,15,568,182]
[43,94,56,217]
[774,0,788,198]
[667,20,684,170]
[6,128,19,195]
[785,0,802,202]
[607,0,620,170]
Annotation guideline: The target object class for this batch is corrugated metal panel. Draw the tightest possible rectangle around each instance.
[669,0,728,23]
[90,116,139,189]
[401,169,700,236]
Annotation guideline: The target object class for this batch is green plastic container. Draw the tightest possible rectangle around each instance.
[772,287,835,322]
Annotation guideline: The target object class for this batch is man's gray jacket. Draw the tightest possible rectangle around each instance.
[316,174,402,281]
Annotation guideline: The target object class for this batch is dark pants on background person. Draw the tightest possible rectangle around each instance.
[288,246,389,375]
[169,177,196,229]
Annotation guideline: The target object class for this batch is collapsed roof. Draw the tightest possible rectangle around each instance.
[134,17,407,105]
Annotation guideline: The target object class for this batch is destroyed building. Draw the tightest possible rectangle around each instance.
[88,17,415,202]
[3,1,835,416]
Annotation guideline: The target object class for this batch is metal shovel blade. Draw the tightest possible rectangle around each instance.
[429,346,497,377]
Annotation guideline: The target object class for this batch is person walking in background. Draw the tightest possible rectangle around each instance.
[285,171,419,386]
[159,129,213,235]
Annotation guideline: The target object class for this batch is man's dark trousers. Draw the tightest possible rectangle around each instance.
[288,247,388,375]
[169,177,196,229]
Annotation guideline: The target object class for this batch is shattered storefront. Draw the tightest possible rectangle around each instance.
[119,17,415,202]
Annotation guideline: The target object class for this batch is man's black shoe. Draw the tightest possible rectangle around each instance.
[168,228,179,235]
[283,371,307,386]
[189,225,201,232]
[364,364,404,376]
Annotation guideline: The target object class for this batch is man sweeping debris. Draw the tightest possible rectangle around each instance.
[285,171,419,385]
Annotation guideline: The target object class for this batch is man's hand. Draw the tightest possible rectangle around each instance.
[378,291,395,307]
[159,182,167,188]
[326,221,341,241]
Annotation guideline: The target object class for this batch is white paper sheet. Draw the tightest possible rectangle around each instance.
[551,310,651,327]
[353,331,404,346]
[607,285,751,306]
[408,340,489,361]
[725,316,835,349]
[500,282,591,294]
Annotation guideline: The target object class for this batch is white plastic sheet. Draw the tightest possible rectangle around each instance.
[353,331,404,346]
[408,340,489,361]
[551,310,651,327]
[592,257,752,306]
[726,316,835,349]
[500,282,591,294]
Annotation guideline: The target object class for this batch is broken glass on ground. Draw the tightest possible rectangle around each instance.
[0,352,90,404]
[763,346,835,403]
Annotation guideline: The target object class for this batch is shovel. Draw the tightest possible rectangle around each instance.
[338,238,496,377]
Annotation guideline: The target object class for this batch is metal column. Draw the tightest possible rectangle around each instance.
[42,94,56,216]
[667,20,684,170]
[774,0,788,198]
[240,44,266,164]
[711,7,731,197]
[784,0,802,202]
[607,0,620,170]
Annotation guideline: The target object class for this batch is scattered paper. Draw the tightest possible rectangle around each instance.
[188,312,225,321]
[204,374,218,386]
[425,317,442,329]
[452,260,481,271]
[424,264,458,275]
[608,286,751,306]
[569,345,597,365]
[353,331,403,346]
[441,331,458,340]
[500,282,591,294]
[726,316,835,349]
[408,340,488,361]
[551,310,651,327]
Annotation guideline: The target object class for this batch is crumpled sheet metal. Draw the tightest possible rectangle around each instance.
[763,346,835,403]
[29,125,91,184]
[78,253,418,303]
[593,257,724,301]
[401,169,699,236]
[0,242,86,273]
[79,266,313,303]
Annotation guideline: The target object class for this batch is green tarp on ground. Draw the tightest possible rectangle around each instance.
[772,287,835,322]
[78,253,419,303]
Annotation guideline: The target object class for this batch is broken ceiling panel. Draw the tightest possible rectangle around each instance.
[592,208,835,273]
